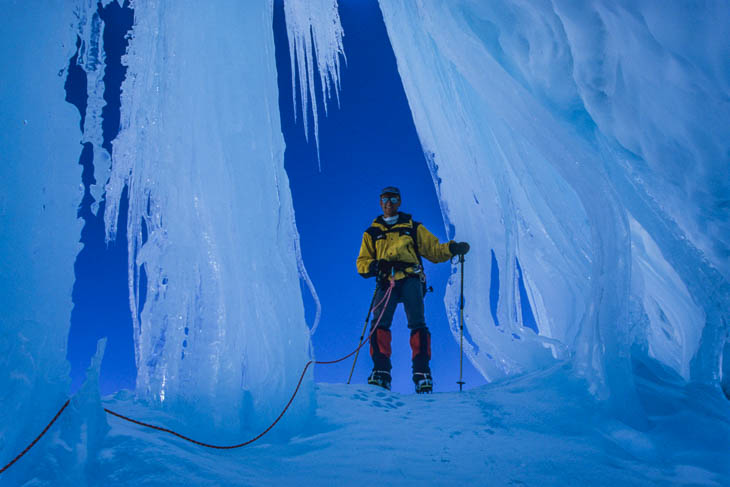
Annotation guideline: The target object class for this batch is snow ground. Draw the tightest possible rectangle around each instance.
[94,360,729,486]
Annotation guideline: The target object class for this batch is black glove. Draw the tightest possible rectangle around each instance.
[367,260,396,280]
[367,260,394,278]
[449,241,470,256]
[377,260,394,275]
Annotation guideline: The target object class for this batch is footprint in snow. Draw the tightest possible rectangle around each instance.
[371,399,401,410]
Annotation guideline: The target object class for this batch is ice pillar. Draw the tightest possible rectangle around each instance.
[105,1,312,436]
[378,0,729,402]
[0,0,81,477]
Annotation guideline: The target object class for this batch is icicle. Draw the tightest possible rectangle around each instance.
[283,0,346,167]
[292,226,322,335]
[76,0,111,216]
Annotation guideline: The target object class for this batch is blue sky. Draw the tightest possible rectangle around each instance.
[67,0,489,395]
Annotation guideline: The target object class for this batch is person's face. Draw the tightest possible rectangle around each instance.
[380,193,401,217]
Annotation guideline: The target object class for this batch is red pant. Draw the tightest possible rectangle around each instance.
[369,278,431,373]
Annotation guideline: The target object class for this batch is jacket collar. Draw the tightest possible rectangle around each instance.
[374,212,411,227]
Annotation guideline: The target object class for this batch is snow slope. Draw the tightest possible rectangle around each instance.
[17,358,730,486]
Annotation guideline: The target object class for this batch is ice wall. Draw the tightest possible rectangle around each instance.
[104,1,313,437]
[0,0,82,477]
[376,0,730,401]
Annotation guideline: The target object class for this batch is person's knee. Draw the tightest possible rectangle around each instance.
[372,320,393,331]
[404,303,426,328]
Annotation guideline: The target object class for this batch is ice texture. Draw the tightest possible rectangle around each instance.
[76,0,111,216]
[283,0,345,162]
[2,0,730,482]
[103,1,313,438]
[0,0,82,480]
[28,339,110,485]
[377,0,730,404]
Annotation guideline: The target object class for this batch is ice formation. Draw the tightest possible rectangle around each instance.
[282,0,730,405]
[76,0,112,216]
[3,1,730,481]
[0,0,83,479]
[102,1,313,437]
[374,0,730,403]
[283,0,346,162]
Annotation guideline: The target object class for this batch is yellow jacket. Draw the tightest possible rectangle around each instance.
[356,212,453,280]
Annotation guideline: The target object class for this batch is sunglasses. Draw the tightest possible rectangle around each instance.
[381,196,400,204]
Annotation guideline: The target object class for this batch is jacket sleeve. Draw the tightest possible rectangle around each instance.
[416,224,453,264]
[356,231,377,278]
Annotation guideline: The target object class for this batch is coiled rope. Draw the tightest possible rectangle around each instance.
[1,281,394,472]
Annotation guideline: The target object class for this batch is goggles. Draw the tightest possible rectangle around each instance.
[381,196,400,204]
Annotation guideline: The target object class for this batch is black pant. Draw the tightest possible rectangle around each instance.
[369,277,431,374]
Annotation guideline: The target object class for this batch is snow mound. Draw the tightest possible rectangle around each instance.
[19,360,730,485]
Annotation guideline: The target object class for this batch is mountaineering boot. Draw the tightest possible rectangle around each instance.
[368,370,392,391]
[413,372,433,394]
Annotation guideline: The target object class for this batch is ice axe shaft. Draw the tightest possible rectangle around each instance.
[457,254,466,392]
[347,285,379,384]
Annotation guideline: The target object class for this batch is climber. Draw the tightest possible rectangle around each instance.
[356,186,470,393]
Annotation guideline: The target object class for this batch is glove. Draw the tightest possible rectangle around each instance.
[449,241,470,256]
[367,260,394,278]
[377,260,394,275]
[367,260,378,278]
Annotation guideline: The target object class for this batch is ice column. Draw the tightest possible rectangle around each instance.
[0,0,81,477]
[105,1,312,436]
[379,0,729,399]
[75,0,112,216]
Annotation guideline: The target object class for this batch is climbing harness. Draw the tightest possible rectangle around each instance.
[1,281,396,472]
[456,254,466,392]
[365,214,433,296]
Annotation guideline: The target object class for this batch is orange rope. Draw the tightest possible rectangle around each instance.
[0,281,395,471]
[0,399,70,474]
[104,281,395,448]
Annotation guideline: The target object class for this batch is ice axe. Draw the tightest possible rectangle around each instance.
[347,285,379,384]
[457,253,466,392]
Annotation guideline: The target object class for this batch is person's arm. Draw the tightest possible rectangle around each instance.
[356,232,378,278]
[417,224,470,263]
[416,224,454,263]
